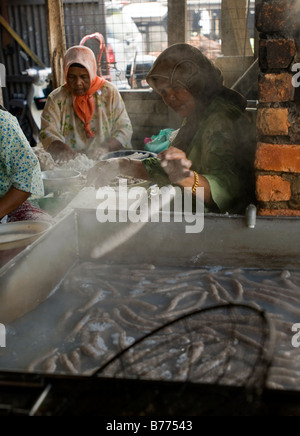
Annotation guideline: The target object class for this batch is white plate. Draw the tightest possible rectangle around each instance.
[100,150,157,161]
[0,221,52,251]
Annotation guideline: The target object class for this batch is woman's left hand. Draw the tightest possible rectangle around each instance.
[159,147,193,184]
[86,159,122,187]
[86,157,151,188]
[89,139,123,161]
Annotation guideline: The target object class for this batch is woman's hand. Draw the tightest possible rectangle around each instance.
[86,159,122,187]
[159,147,193,184]
[89,139,123,161]
[48,141,77,162]
[0,187,30,220]
[86,158,151,188]
[159,147,213,206]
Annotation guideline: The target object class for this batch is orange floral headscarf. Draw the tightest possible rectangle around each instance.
[64,45,106,138]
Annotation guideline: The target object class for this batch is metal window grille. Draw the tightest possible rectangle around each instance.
[0,1,256,100]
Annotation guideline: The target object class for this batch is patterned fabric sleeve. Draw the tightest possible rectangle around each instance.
[0,111,44,200]
[40,87,67,150]
[107,85,133,149]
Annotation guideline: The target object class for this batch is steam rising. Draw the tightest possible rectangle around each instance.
[90,184,176,259]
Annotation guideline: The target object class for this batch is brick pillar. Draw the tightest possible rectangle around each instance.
[255,0,300,216]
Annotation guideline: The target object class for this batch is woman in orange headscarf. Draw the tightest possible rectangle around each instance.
[41,45,133,161]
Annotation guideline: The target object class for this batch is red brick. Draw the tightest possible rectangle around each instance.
[258,208,300,217]
[258,73,294,103]
[256,175,291,202]
[256,1,299,34]
[259,39,296,71]
[255,143,300,173]
[257,108,290,136]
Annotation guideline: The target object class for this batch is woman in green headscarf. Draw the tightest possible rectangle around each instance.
[88,43,256,214]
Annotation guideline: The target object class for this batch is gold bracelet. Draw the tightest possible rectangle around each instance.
[192,171,199,194]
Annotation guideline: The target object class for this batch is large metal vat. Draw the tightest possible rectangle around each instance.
[0,204,299,323]
[0,194,300,415]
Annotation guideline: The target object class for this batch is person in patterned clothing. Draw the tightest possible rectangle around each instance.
[40,45,133,162]
[0,108,52,223]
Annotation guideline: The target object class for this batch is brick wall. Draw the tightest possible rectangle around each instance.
[255,0,300,216]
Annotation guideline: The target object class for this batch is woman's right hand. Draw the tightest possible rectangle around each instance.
[48,141,77,162]
[86,158,123,188]
[159,147,193,184]
[86,157,151,188]
[0,187,30,220]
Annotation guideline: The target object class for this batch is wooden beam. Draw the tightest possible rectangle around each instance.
[221,0,253,56]
[168,0,187,46]
[0,0,12,47]
[46,0,66,89]
[215,55,254,88]
[0,14,46,67]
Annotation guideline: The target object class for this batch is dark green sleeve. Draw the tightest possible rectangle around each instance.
[142,103,255,214]
[188,113,244,214]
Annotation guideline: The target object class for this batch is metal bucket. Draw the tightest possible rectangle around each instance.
[42,169,81,195]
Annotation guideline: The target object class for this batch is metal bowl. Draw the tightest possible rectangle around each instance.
[42,169,81,195]
[0,220,52,251]
[100,150,157,161]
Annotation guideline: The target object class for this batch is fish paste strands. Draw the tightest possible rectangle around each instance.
[18,264,298,386]
[98,306,271,391]
[4,263,299,391]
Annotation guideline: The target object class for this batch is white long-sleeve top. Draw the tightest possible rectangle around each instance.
[40,81,133,155]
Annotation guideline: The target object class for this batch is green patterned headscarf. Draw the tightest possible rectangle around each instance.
[147,44,247,153]
[147,43,224,103]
